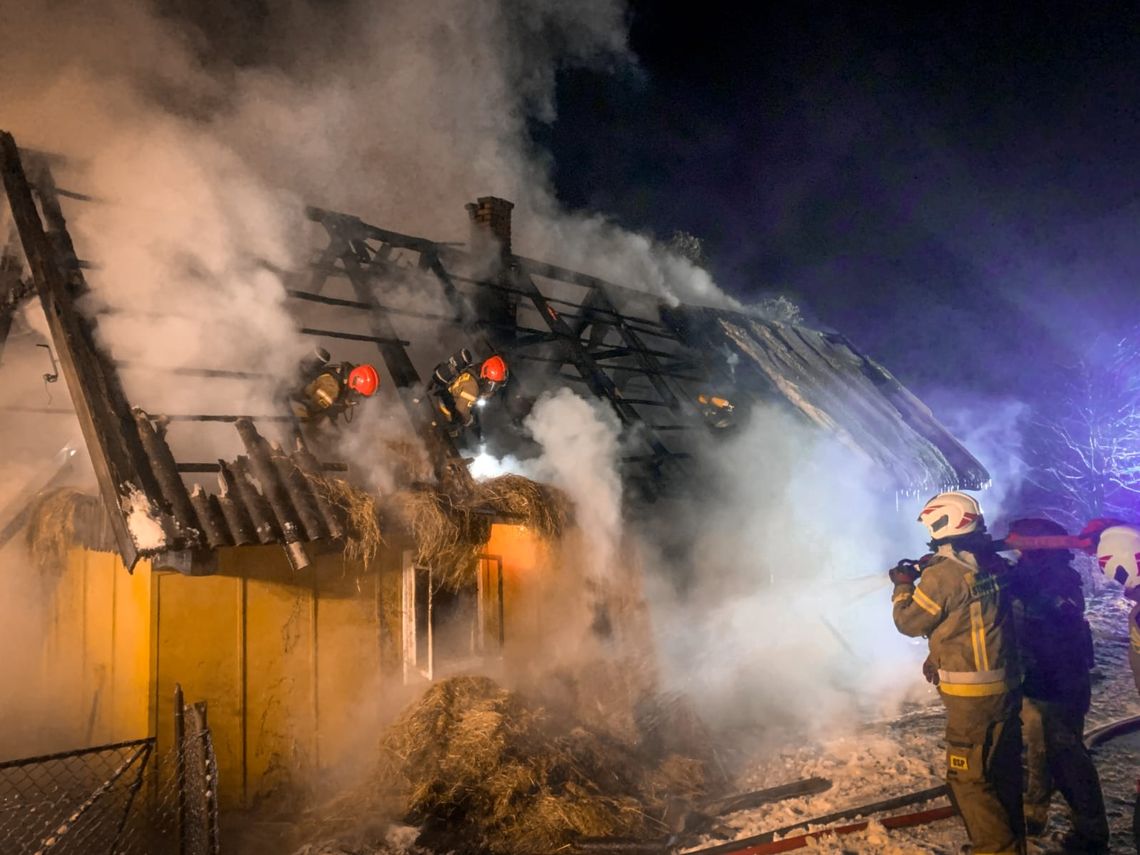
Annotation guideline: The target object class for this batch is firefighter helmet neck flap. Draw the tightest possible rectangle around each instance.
[918,492,984,545]
[1096,525,1140,594]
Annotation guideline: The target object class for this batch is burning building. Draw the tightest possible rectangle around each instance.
[0,130,988,851]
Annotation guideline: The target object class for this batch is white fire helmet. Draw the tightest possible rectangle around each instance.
[917,491,983,539]
[1096,525,1140,592]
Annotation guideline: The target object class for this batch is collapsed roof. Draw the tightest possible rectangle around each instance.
[0,130,987,573]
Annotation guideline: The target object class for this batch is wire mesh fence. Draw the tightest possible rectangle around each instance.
[0,687,219,854]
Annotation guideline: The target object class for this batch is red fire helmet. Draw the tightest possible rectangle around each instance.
[347,364,380,397]
[480,355,508,384]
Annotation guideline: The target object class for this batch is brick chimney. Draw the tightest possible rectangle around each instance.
[465,196,515,267]
[464,197,517,344]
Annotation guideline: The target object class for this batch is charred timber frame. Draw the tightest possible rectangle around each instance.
[304,208,469,484]
[302,204,699,488]
[0,133,354,571]
[0,132,167,568]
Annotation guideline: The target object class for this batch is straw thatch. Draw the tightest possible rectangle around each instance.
[25,488,115,575]
[307,476,385,568]
[380,676,712,855]
[382,475,572,589]
[473,475,572,539]
[386,489,492,589]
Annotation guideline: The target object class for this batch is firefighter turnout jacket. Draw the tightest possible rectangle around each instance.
[893,549,1019,698]
[893,547,1025,854]
[437,370,482,427]
[291,364,352,422]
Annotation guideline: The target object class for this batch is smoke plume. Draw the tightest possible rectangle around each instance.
[0,0,979,776]
[644,404,932,736]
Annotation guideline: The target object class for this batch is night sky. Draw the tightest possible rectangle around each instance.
[537,4,1140,402]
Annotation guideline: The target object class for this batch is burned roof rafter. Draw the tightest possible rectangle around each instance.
[0,129,989,576]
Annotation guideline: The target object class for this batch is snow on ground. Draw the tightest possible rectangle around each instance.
[681,589,1140,854]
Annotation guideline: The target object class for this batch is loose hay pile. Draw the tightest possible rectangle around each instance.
[380,676,711,855]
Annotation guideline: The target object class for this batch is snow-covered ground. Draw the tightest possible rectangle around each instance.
[680,590,1140,854]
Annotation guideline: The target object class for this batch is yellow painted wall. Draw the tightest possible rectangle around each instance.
[153,546,384,809]
[34,549,152,754]
[29,529,549,809]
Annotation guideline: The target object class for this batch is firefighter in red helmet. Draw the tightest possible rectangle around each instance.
[289,347,380,424]
[428,348,508,439]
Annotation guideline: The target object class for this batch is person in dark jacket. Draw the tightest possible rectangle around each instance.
[427,349,508,439]
[1007,517,1108,852]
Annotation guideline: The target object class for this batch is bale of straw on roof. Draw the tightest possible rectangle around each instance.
[385,488,492,589]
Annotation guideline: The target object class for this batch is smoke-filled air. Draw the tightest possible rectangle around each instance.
[3,1,1134,854]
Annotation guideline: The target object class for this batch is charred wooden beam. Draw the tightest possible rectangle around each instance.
[298,327,409,347]
[234,418,310,570]
[133,408,203,548]
[114,361,276,380]
[0,132,168,567]
[219,459,278,545]
[286,287,463,325]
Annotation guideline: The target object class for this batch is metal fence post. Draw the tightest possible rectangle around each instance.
[174,683,186,855]
[195,702,220,855]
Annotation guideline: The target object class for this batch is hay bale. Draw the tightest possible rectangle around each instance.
[307,476,384,568]
[472,475,572,539]
[24,488,110,575]
[380,677,719,854]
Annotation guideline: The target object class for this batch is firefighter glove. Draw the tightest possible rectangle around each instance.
[922,656,940,685]
[888,559,921,586]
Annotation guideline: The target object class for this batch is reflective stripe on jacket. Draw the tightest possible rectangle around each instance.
[893,548,1020,697]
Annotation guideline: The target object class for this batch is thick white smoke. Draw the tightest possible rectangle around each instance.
[645,404,933,736]
[0,0,976,763]
[523,389,624,579]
